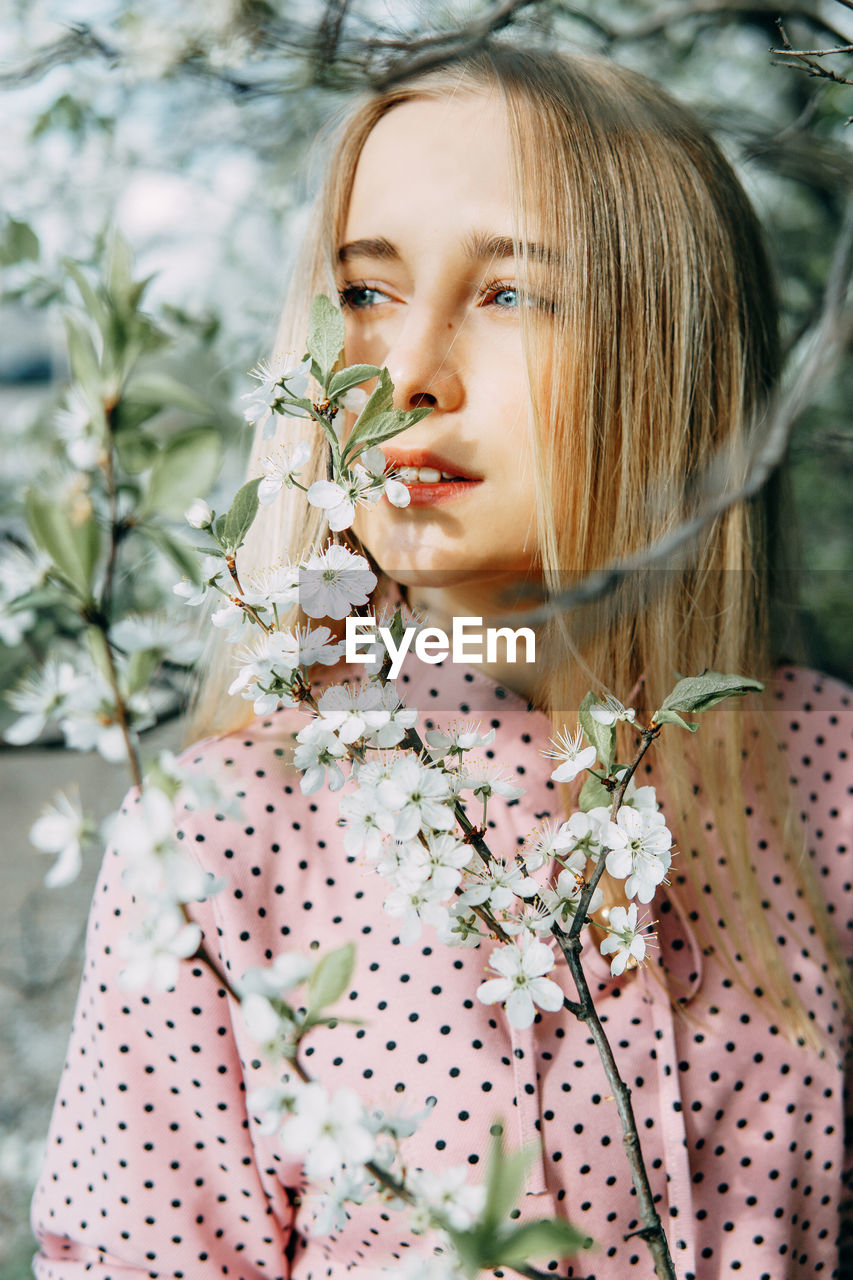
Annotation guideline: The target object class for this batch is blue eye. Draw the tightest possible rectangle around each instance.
[339,284,388,309]
[491,287,519,308]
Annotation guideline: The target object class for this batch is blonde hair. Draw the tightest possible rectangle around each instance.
[190,46,852,1048]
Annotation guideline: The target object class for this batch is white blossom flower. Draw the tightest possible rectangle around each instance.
[239,952,313,999]
[362,681,418,748]
[552,811,607,864]
[420,831,475,878]
[228,630,300,706]
[395,1255,468,1280]
[408,1165,486,1232]
[258,441,312,504]
[604,807,673,903]
[425,721,496,759]
[55,387,103,470]
[5,660,80,744]
[110,613,200,666]
[454,764,525,803]
[0,603,35,647]
[60,685,154,763]
[589,694,637,726]
[434,901,483,948]
[356,447,411,508]
[383,871,457,941]
[118,908,202,992]
[247,1082,302,1138]
[520,819,578,871]
[305,1167,373,1236]
[240,992,300,1061]
[539,859,604,927]
[376,757,456,841]
[542,725,598,784]
[172,555,223,607]
[0,545,48,646]
[338,787,386,859]
[29,788,91,887]
[476,936,564,1029]
[185,498,213,529]
[281,1083,376,1180]
[307,463,382,531]
[105,787,222,907]
[293,730,348,795]
[599,902,647,975]
[241,561,301,611]
[294,625,344,668]
[211,598,247,641]
[299,682,391,746]
[299,544,377,620]
[459,859,539,913]
[243,355,310,438]
[611,769,659,814]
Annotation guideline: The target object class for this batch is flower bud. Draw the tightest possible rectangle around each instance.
[185,499,213,529]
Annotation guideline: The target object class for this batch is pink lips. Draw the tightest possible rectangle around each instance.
[382,449,482,508]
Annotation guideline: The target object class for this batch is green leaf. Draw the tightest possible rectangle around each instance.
[481,1125,534,1232]
[340,368,434,466]
[306,942,355,1015]
[328,364,381,399]
[25,491,100,598]
[577,773,612,812]
[222,477,262,552]
[114,430,158,475]
[110,399,160,436]
[306,294,345,386]
[123,371,210,414]
[125,648,161,692]
[654,707,699,732]
[490,1218,588,1267]
[0,216,39,265]
[656,671,764,719]
[64,260,110,335]
[139,427,221,519]
[578,692,614,774]
[63,312,101,396]
[141,525,203,582]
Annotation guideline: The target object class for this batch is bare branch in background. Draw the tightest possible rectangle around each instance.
[4,1,851,95]
[772,18,853,120]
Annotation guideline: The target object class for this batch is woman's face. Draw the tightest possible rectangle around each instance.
[338,94,542,613]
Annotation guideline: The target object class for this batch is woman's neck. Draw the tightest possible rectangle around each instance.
[403,578,544,706]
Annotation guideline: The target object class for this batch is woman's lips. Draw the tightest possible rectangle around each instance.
[382,450,482,506]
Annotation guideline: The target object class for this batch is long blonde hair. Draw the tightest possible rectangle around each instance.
[190,46,852,1048]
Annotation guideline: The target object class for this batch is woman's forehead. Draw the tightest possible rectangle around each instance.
[342,95,515,249]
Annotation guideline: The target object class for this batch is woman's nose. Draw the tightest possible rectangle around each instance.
[383,309,464,414]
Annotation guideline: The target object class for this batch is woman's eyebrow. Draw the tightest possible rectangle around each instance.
[463,231,554,264]
[337,232,554,265]
[337,237,398,264]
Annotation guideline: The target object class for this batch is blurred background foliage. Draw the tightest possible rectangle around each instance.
[0,0,851,1273]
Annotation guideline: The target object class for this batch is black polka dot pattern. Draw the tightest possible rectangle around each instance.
[30,659,853,1278]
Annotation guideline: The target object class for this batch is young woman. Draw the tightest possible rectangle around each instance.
[31,45,853,1280]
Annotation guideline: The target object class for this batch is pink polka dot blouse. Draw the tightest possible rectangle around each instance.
[30,657,853,1279]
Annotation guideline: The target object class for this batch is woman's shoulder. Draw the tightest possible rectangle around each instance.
[166,704,335,871]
